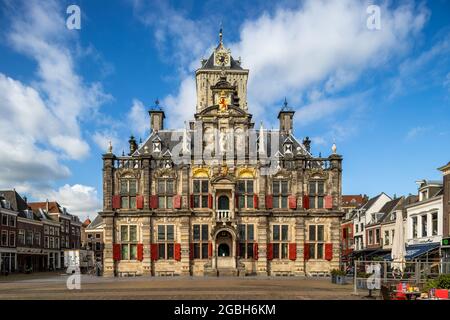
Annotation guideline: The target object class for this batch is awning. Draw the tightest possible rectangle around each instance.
[383,242,440,261]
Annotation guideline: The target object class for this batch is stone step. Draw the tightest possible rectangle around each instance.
[217,268,238,277]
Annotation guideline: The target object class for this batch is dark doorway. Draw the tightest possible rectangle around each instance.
[218,195,229,210]
[218,243,230,257]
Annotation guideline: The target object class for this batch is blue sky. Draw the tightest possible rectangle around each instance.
[0,0,449,217]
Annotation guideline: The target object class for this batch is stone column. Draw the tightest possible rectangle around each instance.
[179,216,191,276]
[294,217,306,276]
[142,215,151,275]
[256,216,268,276]
[142,157,151,210]
[103,216,115,277]
[330,217,341,271]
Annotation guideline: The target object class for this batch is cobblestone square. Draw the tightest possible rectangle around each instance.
[0,273,363,300]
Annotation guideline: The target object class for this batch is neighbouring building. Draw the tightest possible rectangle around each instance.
[85,215,105,263]
[405,180,444,262]
[340,195,368,270]
[100,31,344,277]
[28,201,82,269]
[81,218,91,249]
[439,162,450,271]
[0,194,17,274]
[341,194,368,214]
[351,193,391,259]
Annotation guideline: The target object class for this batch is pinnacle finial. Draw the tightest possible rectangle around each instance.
[108,140,113,153]
[219,23,223,44]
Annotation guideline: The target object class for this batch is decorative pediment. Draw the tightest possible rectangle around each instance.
[154,168,176,179]
[237,167,256,178]
[192,167,210,178]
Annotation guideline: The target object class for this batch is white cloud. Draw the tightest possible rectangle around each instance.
[163,77,197,129]
[127,99,149,138]
[0,0,111,192]
[134,1,429,132]
[92,129,125,155]
[31,184,102,218]
[406,126,428,141]
[231,1,428,109]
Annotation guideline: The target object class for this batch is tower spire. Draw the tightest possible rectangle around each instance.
[219,23,223,45]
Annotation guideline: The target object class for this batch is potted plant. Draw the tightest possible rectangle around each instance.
[330,269,340,283]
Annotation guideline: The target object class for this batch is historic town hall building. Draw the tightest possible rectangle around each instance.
[100,32,344,277]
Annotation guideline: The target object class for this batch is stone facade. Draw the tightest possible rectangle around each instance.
[100,34,344,277]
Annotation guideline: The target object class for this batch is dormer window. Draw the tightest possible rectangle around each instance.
[284,143,292,154]
[153,141,161,153]
[420,190,428,201]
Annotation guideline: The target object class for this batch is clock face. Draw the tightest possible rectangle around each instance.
[215,52,229,66]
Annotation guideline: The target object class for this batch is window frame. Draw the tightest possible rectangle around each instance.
[120,178,138,209]
[192,179,209,209]
[309,180,325,209]
[157,224,175,260]
[308,224,325,260]
[272,224,289,259]
[237,180,255,210]
[238,224,255,259]
[157,178,175,209]
[272,180,289,209]
[192,224,209,259]
[120,224,138,261]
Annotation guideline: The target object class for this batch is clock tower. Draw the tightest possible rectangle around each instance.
[195,29,249,112]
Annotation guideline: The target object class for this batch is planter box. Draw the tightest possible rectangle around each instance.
[331,275,337,284]
[336,275,347,285]
[356,278,368,289]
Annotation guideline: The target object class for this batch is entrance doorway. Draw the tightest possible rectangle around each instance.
[218,243,230,257]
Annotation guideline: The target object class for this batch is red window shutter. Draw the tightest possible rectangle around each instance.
[236,242,240,257]
[208,193,213,209]
[174,243,181,261]
[150,195,158,209]
[288,195,297,209]
[136,195,144,209]
[112,195,120,209]
[151,243,158,261]
[173,195,181,209]
[113,243,121,261]
[189,243,194,260]
[235,193,239,208]
[190,194,194,209]
[267,243,273,260]
[254,243,258,260]
[325,243,333,261]
[137,243,144,261]
[289,243,297,261]
[208,241,212,258]
[304,243,310,260]
[303,195,310,209]
[265,195,273,209]
[325,195,333,209]
[253,194,259,209]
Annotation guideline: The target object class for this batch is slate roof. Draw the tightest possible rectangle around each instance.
[342,195,368,208]
[87,214,104,230]
[199,45,244,71]
[360,194,383,211]
[0,190,29,213]
[133,128,311,159]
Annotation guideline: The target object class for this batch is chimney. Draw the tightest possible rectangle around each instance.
[148,99,165,132]
[303,136,311,153]
[128,135,138,155]
[277,98,295,133]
